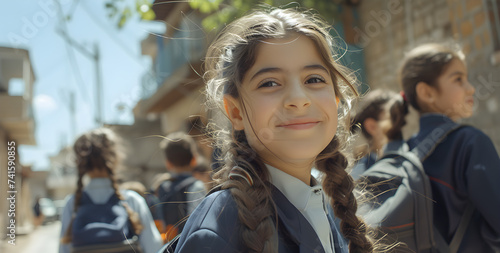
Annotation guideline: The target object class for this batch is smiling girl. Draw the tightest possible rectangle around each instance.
[163,7,376,253]
[401,43,500,252]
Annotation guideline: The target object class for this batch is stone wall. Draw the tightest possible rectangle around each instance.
[356,0,500,151]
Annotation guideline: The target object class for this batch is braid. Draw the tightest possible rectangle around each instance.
[61,170,86,244]
[212,131,277,253]
[316,137,373,252]
[62,127,137,244]
[106,167,143,235]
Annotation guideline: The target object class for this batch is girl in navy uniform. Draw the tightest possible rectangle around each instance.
[165,7,378,253]
[400,43,500,252]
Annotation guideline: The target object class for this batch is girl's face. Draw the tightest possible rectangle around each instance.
[431,58,475,121]
[224,34,338,179]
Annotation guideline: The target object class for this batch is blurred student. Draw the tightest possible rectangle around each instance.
[59,128,162,253]
[121,181,162,224]
[191,161,215,192]
[399,43,500,252]
[350,89,407,179]
[157,132,206,242]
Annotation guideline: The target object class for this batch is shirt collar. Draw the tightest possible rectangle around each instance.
[266,164,322,211]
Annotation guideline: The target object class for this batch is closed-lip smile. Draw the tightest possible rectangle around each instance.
[277,118,320,130]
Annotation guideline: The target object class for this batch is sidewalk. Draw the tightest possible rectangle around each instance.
[1,221,61,253]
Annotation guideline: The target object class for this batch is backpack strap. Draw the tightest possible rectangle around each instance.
[449,202,475,253]
[411,122,464,161]
[411,122,475,252]
[160,176,198,201]
[173,176,198,194]
[434,202,475,253]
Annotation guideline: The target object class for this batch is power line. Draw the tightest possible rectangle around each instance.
[55,0,90,101]
[79,1,148,67]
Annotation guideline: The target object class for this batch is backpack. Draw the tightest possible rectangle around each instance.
[158,175,198,241]
[358,122,475,253]
[71,192,142,253]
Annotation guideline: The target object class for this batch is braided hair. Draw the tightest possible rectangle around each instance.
[61,128,143,244]
[205,7,375,252]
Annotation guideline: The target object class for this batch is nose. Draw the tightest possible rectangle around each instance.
[284,80,311,109]
[466,80,475,95]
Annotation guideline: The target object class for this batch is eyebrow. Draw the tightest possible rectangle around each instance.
[249,64,330,81]
[447,71,465,78]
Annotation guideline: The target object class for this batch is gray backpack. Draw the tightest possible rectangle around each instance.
[358,123,474,253]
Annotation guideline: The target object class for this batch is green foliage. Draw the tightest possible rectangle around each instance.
[105,0,155,29]
[104,0,340,30]
[190,0,341,31]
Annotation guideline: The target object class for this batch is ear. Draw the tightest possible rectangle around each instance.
[416,81,438,105]
[363,118,379,137]
[223,95,245,130]
[189,156,197,167]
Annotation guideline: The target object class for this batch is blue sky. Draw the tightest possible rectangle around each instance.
[0,1,164,170]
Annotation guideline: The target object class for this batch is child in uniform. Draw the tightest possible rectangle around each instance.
[165,7,377,253]
[400,43,500,252]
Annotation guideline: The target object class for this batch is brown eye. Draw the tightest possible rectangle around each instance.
[305,76,326,84]
[259,80,279,88]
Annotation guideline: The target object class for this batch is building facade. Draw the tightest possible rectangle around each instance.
[0,46,37,243]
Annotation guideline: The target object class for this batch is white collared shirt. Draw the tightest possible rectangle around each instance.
[266,164,334,253]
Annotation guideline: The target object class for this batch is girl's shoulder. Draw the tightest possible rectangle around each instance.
[452,125,495,148]
[174,189,242,252]
[186,188,239,228]
[121,189,145,202]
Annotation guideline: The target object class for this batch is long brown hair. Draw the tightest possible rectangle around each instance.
[399,43,465,111]
[61,128,143,244]
[205,7,374,252]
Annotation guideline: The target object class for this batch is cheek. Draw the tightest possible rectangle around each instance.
[319,94,338,119]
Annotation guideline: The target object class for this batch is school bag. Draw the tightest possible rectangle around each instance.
[158,175,198,241]
[358,122,475,253]
[71,192,142,253]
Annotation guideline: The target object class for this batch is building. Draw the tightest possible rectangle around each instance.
[105,119,166,187]
[0,46,37,242]
[134,0,213,160]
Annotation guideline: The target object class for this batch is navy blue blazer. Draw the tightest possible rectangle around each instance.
[408,114,500,252]
[161,185,348,253]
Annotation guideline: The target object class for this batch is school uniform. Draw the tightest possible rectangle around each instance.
[59,178,163,253]
[408,114,500,252]
[350,152,377,180]
[167,165,349,253]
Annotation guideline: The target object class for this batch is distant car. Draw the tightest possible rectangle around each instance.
[39,198,58,224]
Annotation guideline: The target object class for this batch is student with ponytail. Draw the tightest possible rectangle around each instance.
[350,89,408,180]
[59,128,163,253]
[400,43,500,252]
[164,7,378,253]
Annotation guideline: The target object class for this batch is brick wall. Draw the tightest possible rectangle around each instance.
[355,0,500,151]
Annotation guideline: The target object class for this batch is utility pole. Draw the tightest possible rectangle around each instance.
[93,43,102,126]
[69,91,76,140]
[55,0,103,126]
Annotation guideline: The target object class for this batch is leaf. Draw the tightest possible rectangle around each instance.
[118,7,132,29]
[141,9,155,21]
